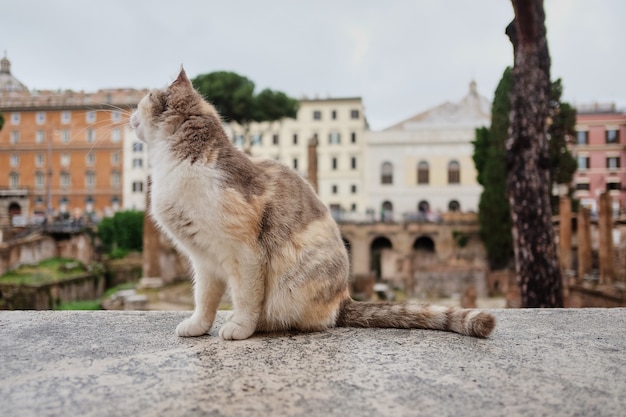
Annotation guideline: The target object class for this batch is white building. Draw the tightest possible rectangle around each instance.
[234,97,368,220]
[122,126,149,211]
[365,81,491,221]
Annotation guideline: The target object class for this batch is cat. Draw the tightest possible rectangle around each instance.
[130,68,496,340]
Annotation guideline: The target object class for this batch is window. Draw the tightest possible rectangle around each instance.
[351,132,357,144]
[111,152,120,165]
[234,135,244,147]
[10,131,19,144]
[111,171,121,188]
[331,157,338,170]
[10,154,19,167]
[61,153,70,167]
[331,184,338,194]
[331,110,337,120]
[60,172,71,188]
[35,172,45,188]
[251,134,262,146]
[313,110,322,120]
[86,171,96,188]
[329,132,341,145]
[36,112,46,125]
[577,156,590,170]
[293,133,298,145]
[86,152,95,166]
[111,128,121,143]
[9,172,19,188]
[10,113,20,125]
[607,180,621,191]
[272,134,279,146]
[350,109,360,119]
[351,203,357,212]
[111,111,122,122]
[132,181,144,192]
[606,156,621,169]
[606,129,619,144]
[351,184,357,194]
[61,111,71,124]
[417,161,429,184]
[61,129,71,143]
[86,129,96,143]
[133,158,143,168]
[36,130,45,144]
[381,162,393,184]
[351,157,357,170]
[35,153,45,167]
[133,142,143,152]
[448,160,460,184]
[86,111,96,123]
[575,182,590,191]
[576,131,588,145]
[449,200,461,212]
[293,158,298,170]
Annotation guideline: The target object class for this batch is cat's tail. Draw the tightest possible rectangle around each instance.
[335,299,495,338]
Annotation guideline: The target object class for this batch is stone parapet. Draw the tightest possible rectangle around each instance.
[1,309,625,417]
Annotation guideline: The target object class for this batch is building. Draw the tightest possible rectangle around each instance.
[0,54,146,220]
[122,125,149,211]
[365,81,490,221]
[572,103,626,214]
[232,97,368,220]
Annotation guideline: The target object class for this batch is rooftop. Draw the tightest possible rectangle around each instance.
[1,309,624,416]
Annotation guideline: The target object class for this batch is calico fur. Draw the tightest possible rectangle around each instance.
[130,69,496,340]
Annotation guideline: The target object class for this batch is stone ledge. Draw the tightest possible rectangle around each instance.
[1,309,624,417]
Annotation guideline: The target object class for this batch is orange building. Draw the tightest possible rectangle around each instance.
[0,54,146,220]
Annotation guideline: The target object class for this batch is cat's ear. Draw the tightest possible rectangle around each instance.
[172,67,192,88]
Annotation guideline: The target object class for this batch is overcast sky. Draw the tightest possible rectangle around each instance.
[1,0,624,130]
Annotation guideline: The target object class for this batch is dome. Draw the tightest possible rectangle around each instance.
[0,53,28,93]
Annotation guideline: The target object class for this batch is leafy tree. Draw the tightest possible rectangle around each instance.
[98,211,144,257]
[192,71,298,153]
[0,112,4,131]
[473,68,514,270]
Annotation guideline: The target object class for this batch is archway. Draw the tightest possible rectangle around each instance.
[370,236,392,279]
[342,236,352,273]
[8,202,21,217]
[413,235,435,252]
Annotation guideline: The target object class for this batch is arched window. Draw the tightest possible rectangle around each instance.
[9,172,19,188]
[381,200,393,222]
[449,200,461,212]
[448,160,460,184]
[381,162,393,184]
[417,161,429,184]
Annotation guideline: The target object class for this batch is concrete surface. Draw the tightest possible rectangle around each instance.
[1,309,624,417]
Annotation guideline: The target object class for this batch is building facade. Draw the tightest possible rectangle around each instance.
[232,97,368,220]
[365,81,490,221]
[572,103,626,214]
[0,55,146,220]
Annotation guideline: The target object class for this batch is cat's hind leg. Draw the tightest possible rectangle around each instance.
[176,261,226,337]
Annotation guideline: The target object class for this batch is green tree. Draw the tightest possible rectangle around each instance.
[98,211,144,257]
[473,68,514,270]
[473,67,577,272]
[192,71,299,153]
[0,112,4,131]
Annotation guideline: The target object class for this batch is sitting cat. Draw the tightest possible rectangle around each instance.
[130,69,495,340]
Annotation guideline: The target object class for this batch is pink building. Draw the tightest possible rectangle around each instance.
[572,103,626,214]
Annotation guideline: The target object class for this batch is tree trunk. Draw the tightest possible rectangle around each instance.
[506,0,563,307]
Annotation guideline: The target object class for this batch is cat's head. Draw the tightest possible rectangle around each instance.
[130,68,210,144]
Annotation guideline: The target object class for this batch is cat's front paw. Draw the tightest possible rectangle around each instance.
[218,320,255,340]
[176,317,211,337]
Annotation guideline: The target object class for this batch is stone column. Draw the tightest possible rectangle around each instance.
[598,192,615,285]
[559,196,573,272]
[577,207,592,281]
[142,177,161,278]
[307,138,318,194]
